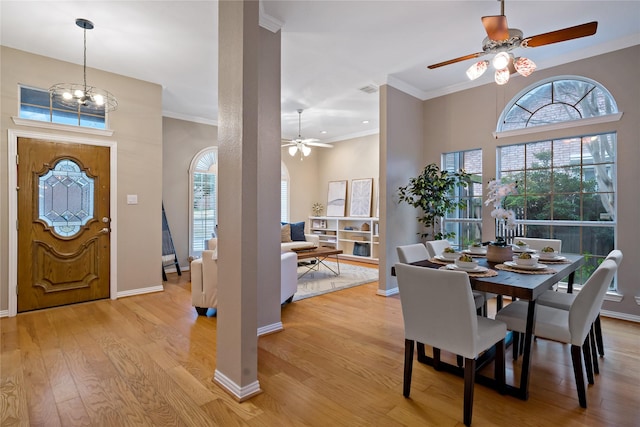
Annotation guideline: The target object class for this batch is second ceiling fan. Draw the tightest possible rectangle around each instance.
[282,109,332,159]
[428,0,597,84]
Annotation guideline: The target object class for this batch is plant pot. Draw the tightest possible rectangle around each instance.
[486,244,513,263]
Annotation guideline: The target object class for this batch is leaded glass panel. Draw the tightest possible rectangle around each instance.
[38,159,94,237]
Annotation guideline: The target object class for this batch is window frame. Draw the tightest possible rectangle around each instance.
[189,147,218,258]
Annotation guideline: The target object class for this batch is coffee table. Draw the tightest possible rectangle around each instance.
[292,247,344,279]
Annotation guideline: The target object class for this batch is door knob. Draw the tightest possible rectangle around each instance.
[99,228,110,234]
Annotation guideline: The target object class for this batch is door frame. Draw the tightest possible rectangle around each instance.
[8,129,118,317]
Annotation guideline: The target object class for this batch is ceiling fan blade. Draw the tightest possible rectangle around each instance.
[281,143,295,148]
[306,142,333,148]
[300,138,320,144]
[427,52,487,69]
[523,21,598,48]
[482,15,510,41]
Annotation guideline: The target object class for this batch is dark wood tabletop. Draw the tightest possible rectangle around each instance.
[392,253,584,300]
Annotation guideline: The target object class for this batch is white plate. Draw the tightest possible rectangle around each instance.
[512,247,536,254]
[446,264,488,273]
[538,255,566,262]
[504,261,548,270]
[434,255,455,262]
[463,249,486,255]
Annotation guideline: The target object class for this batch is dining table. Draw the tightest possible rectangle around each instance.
[391,252,585,401]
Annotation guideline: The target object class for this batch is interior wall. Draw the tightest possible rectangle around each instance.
[0,46,163,314]
[422,45,640,320]
[162,117,218,268]
[379,85,424,294]
[282,148,319,224]
[316,133,380,218]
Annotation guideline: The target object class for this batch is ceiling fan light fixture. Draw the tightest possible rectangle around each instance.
[466,60,489,80]
[492,52,511,70]
[288,146,298,157]
[302,145,312,156]
[495,68,510,85]
[514,56,536,77]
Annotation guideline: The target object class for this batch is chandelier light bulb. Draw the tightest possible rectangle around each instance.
[288,146,297,156]
[495,68,510,85]
[74,89,84,98]
[466,60,489,80]
[62,91,73,100]
[514,57,537,77]
[302,145,311,156]
[492,52,511,70]
[93,94,105,105]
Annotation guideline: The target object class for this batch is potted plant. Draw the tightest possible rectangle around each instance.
[397,163,471,240]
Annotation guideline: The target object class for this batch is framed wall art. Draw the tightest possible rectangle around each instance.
[326,180,347,216]
[349,178,373,217]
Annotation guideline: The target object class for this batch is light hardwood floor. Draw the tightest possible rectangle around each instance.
[2,263,639,426]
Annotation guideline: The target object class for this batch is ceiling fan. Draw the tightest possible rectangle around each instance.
[282,109,332,159]
[427,0,597,84]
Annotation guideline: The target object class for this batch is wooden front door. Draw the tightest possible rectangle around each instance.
[17,138,111,312]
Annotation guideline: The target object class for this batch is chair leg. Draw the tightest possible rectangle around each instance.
[463,357,476,426]
[495,339,506,395]
[594,314,605,356]
[583,336,595,385]
[433,348,442,371]
[571,344,588,408]
[403,339,414,397]
[512,332,520,360]
[589,326,599,375]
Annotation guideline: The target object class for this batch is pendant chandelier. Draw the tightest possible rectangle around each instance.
[49,18,118,112]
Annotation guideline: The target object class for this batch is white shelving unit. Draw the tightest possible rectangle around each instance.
[309,216,379,263]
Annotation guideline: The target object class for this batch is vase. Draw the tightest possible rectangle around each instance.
[486,244,513,263]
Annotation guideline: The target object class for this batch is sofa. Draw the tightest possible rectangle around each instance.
[191,238,299,315]
[281,221,319,251]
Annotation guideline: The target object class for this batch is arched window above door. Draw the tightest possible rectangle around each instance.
[497,76,619,133]
[189,148,217,257]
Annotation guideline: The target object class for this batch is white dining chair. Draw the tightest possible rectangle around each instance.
[537,249,623,360]
[494,259,618,408]
[516,237,562,252]
[395,263,506,426]
[426,239,497,316]
[396,243,430,264]
[425,239,451,258]
[415,242,487,315]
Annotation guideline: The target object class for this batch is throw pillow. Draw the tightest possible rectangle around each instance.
[290,221,306,241]
[281,224,292,243]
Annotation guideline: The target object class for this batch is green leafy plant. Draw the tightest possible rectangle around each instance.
[398,163,471,240]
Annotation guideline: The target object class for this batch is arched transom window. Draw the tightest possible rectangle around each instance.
[498,76,618,132]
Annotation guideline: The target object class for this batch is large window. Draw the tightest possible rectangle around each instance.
[19,85,107,129]
[189,148,218,257]
[496,76,618,288]
[189,153,290,256]
[442,149,483,249]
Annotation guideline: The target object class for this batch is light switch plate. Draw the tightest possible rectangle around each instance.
[127,194,138,205]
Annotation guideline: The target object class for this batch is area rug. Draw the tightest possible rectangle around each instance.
[293,261,378,301]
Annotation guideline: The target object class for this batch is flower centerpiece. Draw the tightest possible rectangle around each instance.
[484,179,518,262]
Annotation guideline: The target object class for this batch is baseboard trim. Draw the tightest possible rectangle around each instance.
[376,286,399,297]
[258,322,283,336]
[0,310,9,318]
[116,285,164,299]
[213,370,262,402]
[601,309,640,323]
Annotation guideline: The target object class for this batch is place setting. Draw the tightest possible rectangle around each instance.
[496,252,557,274]
[438,254,498,277]
[461,243,487,258]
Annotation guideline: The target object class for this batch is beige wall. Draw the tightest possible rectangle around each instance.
[162,117,218,267]
[379,85,424,293]
[282,150,319,224]
[422,45,640,319]
[0,47,163,313]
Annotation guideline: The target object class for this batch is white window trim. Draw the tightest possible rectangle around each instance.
[12,116,114,137]
[492,113,623,139]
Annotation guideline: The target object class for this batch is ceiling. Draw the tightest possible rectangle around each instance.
[2,1,639,143]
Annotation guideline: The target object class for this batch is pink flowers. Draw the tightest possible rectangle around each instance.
[485,179,518,230]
